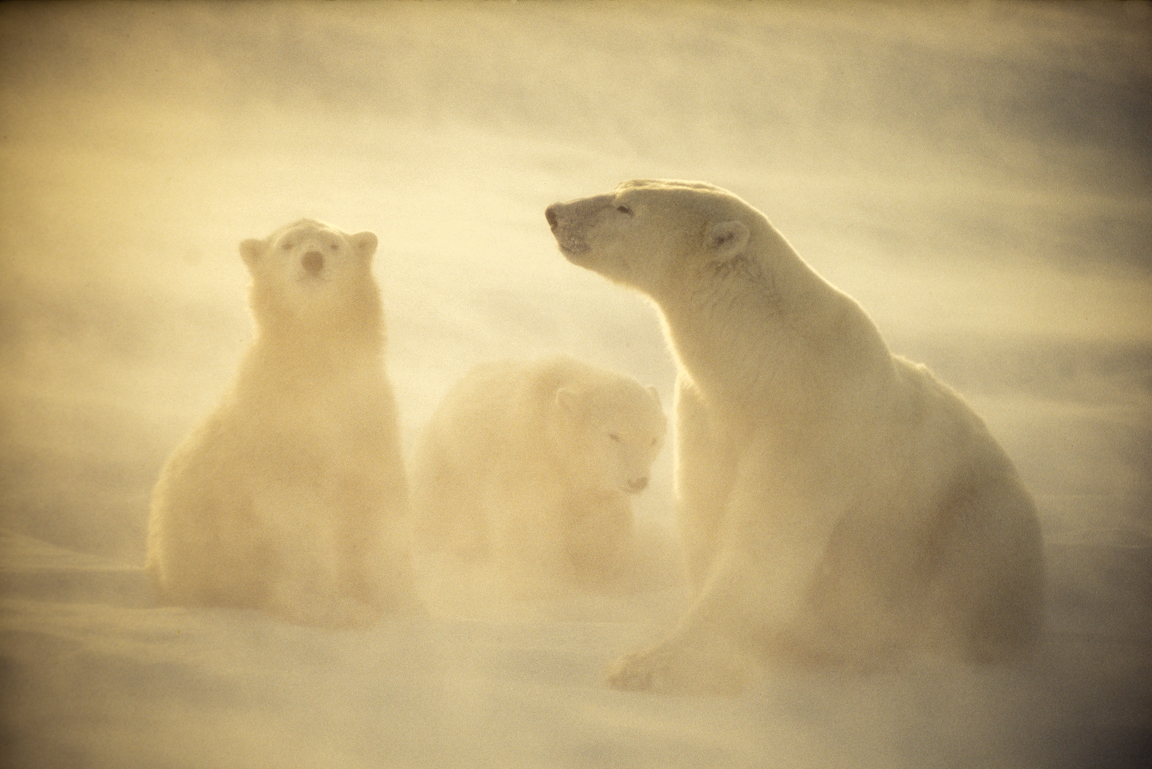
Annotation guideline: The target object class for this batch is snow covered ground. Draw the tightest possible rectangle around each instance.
[1,2,1149,767]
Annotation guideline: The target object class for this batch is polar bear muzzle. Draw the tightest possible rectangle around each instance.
[545,194,617,258]
[301,250,324,276]
[544,202,589,258]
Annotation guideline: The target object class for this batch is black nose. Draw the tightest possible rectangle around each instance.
[302,251,324,274]
[628,476,648,493]
[545,205,559,229]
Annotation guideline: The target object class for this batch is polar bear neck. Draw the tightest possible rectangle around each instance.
[655,223,894,421]
[250,278,386,357]
[250,301,387,378]
[258,322,384,358]
[235,329,387,406]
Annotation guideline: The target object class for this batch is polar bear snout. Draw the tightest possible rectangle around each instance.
[545,202,591,257]
[301,250,325,276]
[625,476,649,494]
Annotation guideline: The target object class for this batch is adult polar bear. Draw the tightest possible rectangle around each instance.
[147,219,421,627]
[546,180,1044,693]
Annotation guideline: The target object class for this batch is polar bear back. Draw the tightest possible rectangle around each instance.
[417,357,665,493]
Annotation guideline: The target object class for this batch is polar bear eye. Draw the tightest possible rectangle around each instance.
[280,239,294,251]
[328,242,339,251]
[609,433,621,442]
[616,205,633,216]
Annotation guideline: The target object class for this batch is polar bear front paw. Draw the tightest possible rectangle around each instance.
[605,638,748,696]
[605,649,662,692]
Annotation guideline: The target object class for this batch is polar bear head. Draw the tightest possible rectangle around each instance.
[545,179,759,295]
[240,219,381,332]
[552,375,667,496]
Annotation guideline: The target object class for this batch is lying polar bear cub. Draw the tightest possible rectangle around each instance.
[411,356,667,594]
[547,180,1045,693]
[147,219,421,627]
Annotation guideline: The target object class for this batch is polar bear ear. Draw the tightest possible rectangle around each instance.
[705,220,750,262]
[239,238,266,270]
[555,388,579,414]
[349,232,378,262]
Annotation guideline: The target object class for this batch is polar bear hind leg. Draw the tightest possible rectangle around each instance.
[927,471,1045,664]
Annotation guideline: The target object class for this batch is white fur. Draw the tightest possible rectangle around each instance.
[547,180,1044,693]
[411,356,667,594]
[146,219,421,627]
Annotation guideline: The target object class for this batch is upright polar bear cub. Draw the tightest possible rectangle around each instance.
[146,219,421,627]
[411,357,667,594]
[547,181,1044,693]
